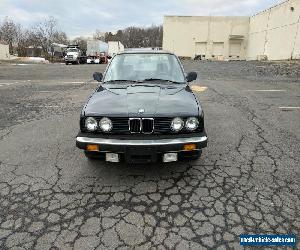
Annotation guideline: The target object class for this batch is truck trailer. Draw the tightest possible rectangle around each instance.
[86,40,109,64]
[108,41,125,57]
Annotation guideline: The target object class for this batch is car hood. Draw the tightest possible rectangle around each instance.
[83,84,201,117]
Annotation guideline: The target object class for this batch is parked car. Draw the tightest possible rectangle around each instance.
[76,51,208,163]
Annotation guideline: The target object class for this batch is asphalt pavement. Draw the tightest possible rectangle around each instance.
[0,61,299,249]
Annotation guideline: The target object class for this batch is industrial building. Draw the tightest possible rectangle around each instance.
[163,0,300,61]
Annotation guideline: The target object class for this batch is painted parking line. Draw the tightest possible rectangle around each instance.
[25,105,61,108]
[245,89,287,92]
[191,86,208,92]
[279,107,300,111]
[0,80,32,86]
[0,83,14,87]
[58,81,85,84]
[0,81,85,87]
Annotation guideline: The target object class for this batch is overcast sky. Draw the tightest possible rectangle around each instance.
[0,0,283,38]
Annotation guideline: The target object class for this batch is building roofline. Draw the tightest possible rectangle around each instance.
[164,0,291,19]
[252,0,290,17]
[164,15,248,18]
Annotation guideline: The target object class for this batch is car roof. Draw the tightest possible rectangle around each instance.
[117,50,174,55]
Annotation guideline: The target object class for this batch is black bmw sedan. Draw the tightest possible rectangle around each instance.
[76,51,207,163]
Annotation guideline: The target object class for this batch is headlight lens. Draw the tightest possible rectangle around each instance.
[85,117,98,131]
[171,117,184,132]
[186,117,199,131]
[99,117,112,132]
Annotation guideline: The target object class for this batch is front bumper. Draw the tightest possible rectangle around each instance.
[65,58,77,62]
[76,133,207,163]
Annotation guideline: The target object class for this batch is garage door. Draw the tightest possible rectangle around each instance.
[195,42,207,56]
[229,41,242,56]
[212,42,224,56]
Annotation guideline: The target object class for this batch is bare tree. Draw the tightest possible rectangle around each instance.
[30,17,58,58]
[100,25,163,48]
[93,29,105,41]
[16,29,32,56]
[1,15,163,58]
[53,31,68,45]
[72,37,87,52]
[0,17,22,53]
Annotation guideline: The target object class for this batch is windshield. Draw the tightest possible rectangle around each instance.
[67,48,78,52]
[103,53,185,83]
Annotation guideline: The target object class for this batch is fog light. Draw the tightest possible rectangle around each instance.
[86,144,99,151]
[183,144,197,151]
[106,153,119,163]
[163,153,178,162]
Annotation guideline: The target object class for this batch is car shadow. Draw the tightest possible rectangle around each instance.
[85,157,204,183]
[65,151,206,192]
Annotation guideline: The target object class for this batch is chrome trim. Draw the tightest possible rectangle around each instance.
[128,118,154,134]
[142,118,154,134]
[129,118,142,133]
[77,136,207,146]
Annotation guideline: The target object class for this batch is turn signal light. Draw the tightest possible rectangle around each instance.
[183,144,197,151]
[86,144,99,151]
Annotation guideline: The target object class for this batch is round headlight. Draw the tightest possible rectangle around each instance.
[99,117,112,132]
[171,117,184,132]
[85,117,98,131]
[186,117,199,131]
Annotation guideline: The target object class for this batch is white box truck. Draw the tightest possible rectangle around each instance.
[86,40,108,64]
[108,41,124,57]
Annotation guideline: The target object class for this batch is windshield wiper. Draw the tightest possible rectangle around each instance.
[130,83,165,88]
[103,80,140,84]
[142,78,183,84]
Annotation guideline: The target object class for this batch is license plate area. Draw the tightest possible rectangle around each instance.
[125,146,157,163]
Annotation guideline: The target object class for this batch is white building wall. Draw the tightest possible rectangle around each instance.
[0,44,10,60]
[247,0,300,60]
[163,16,249,60]
[163,0,300,61]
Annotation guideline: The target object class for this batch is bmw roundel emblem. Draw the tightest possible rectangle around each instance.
[138,108,145,113]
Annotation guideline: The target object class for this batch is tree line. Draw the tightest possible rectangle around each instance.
[0,17,68,58]
[0,16,163,58]
[93,26,163,48]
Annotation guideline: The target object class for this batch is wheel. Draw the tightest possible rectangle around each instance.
[65,62,68,65]
[84,151,104,160]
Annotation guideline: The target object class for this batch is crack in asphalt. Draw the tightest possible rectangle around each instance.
[0,63,299,249]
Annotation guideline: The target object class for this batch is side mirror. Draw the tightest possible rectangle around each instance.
[93,72,103,82]
[186,72,197,82]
